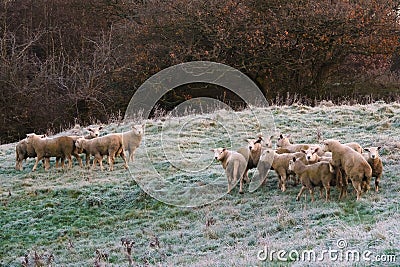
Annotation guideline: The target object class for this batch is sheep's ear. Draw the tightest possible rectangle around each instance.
[292,157,296,162]
[279,134,283,139]
[377,146,381,150]
[210,149,215,152]
[98,126,104,130]
[313,147,319,154]
[222,148,226,152]
[269,135,274,140]
[88,128,94,132]
[364,148,370,152]
[301,149,306,154]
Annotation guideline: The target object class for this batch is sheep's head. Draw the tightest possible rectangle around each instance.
[277,134,291,147]
[246,136,264,152]
[25,133,45,144]
[364,146,381,160]
[302,147,319,162]
[132,124,144,136]
[211,148,227,161]
[263,135,274,148]
[256,133,274,148]
[321,139,340,152]
[87,126,103,138]
[260,148,274,162]
[288,157,300,171]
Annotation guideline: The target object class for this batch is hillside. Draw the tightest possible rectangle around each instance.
[1,102,399,266]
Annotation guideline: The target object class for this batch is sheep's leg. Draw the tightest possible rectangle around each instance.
[375,174,381,192]
[73,152,83,168]
[280,172,287,192]
[66,155,72,169]
[226,170,233,193]
[296,186,306,201]
[351,179,362,201]
[59,157,65,169]
[16,160,22,171]
[44,157,51,171]
[309,187,315,202]
[119,149,128,169]
[108,153,115,171]
[92,157,97,170]
[98,156,104,171]
[324,184,331,201]
[361,173,371,192]
[239,176,244,194]
[243,169,250,183]
[32,155,44,172]
[86,153,91,167]
[319,187,324,199]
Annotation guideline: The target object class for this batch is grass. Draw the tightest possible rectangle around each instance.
[1,102,400,266]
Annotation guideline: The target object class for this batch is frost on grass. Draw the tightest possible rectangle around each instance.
[0,102,399,266]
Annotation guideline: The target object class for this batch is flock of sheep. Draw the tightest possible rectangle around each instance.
[15,125,143,172]
[212,134,383,201]
[15,123,383,202]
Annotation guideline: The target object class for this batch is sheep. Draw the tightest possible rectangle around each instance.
[51,124,103,168]
[363,146,383,192]
[212,148,247,194]
[276,134,325,156]
[258,149,304,192]
[85,126,103,139]
[277,134,310,152]
[288,157,336,202]
[236,135,268,182]
[345,142,363,154]
[15,135,46,171]
[322,139,372,200]
[120,124,143,162]
[25,134,80,171]
[316,132,363,153]
[75,133,128,171]
[301,147,332,164]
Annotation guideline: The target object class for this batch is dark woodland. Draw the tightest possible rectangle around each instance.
[1,0,399,143]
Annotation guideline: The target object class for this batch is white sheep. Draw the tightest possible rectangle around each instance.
[258,149,304,192]
[363,146,383,192]
[15,135,46,171]
[276,134,324,155]
[345,142,363,154]
[212,148,247,194]
[301,147,331,164]
[120,124,143,162]
[75,133,128,171]
[237,135,270,182]
[288,157,336,202]
[53,126,103,168]
[25,134,79,171]
[322,139,372,200]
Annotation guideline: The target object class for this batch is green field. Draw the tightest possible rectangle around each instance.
[1,102,399,266]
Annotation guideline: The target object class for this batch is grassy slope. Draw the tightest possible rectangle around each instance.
[1,102,399,266]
